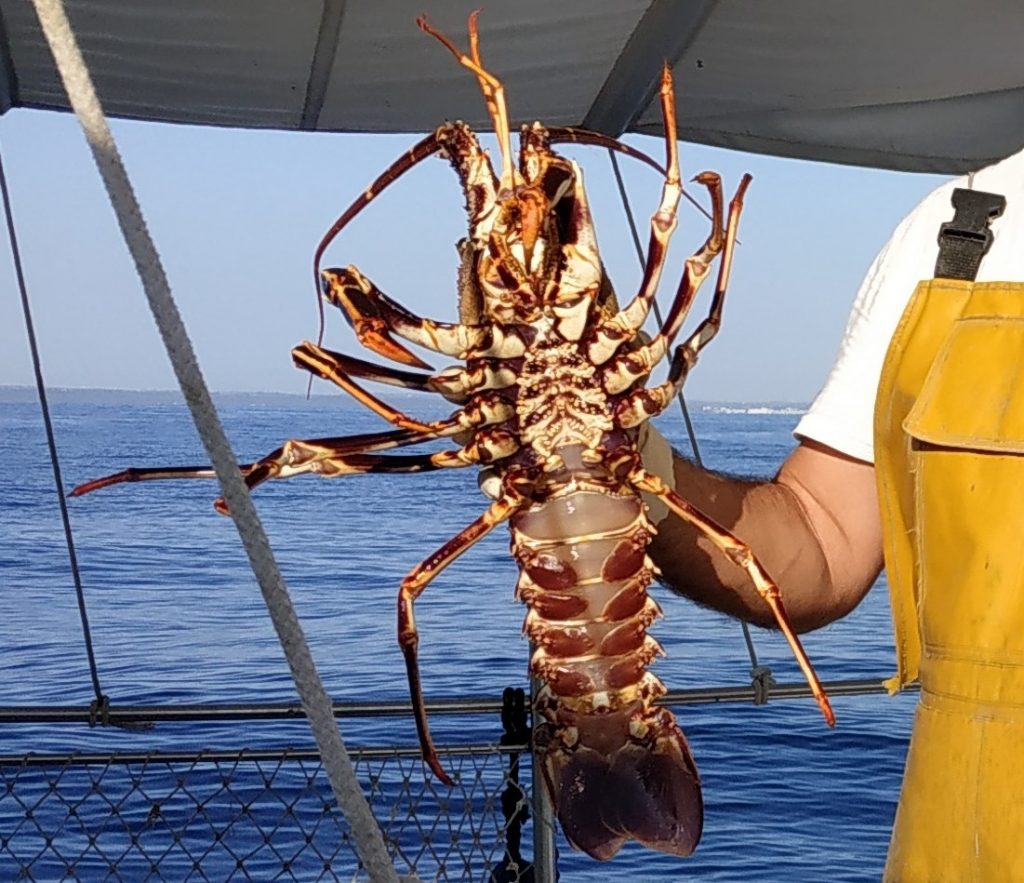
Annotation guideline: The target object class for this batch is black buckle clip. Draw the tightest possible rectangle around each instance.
[934,188,1006,281]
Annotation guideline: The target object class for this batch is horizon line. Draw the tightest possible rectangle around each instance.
[0,383,810,407]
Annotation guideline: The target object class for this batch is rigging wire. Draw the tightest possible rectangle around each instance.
[30,1,399,879]
[0,143,109,718]
[607,147,768,689]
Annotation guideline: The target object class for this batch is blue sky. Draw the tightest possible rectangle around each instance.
[0,108,946,403]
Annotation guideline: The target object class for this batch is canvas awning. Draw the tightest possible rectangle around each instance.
[1,0,1022,173]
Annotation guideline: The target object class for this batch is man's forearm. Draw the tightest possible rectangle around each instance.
[646,438,884,633]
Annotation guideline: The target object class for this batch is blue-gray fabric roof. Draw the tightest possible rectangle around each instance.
[3,0,1022,173]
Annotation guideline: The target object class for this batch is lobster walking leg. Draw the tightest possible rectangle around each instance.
[603,173,752,395]
[588,69,682,369]
[398,494,523,783]
[71,424,518,511]
[311,131,449,348]
[628,465,836,727]
[319,267,528,361]
[613,344,699,428]
[668,173,752,356]
[312,119,497,358]
[546,126,725,230]
[656,171,728,342]
[294,341,515,434]
[70,464,239,496]
[616,174,754,422]
[295,345,438,393]
[69,427,429,498]
[212,444,477,514]
[301,344,515,404]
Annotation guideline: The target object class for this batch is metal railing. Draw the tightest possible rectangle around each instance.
[0,677,912,881]
[0,689,537,882]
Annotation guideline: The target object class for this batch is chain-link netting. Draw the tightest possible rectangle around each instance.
[0,742,537,882]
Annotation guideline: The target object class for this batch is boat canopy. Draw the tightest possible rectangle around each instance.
[2,0,1023,173]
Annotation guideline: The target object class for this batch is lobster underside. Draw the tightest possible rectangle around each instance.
[511,454,706,859]
[72,12,834,862]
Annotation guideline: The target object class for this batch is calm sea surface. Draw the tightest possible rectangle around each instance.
[0,394,915,881]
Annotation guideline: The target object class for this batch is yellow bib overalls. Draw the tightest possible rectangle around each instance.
[874,254,1024,880]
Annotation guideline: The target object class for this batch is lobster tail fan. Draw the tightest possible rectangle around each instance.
[543,715,703,861]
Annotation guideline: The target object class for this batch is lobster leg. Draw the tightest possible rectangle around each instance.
[298,346,438,393]
[210,445,477,514]
[440,123,498,234]
[628,466,836,727]
[71,464,246,496]
[616,246,750,426]
[316,122,495,283]
[546,126,722,231]
[613,344,695,428]
[587,67,682,366]
[662,173,752,357]
[312,120,498,371]
[320,267,526,361]
[602,173,751,395]
[305,344,515,405]
[293,341,515,433]
[615,174,753,417]
[229,429,523,505]
[614,174,752,424]
[71,426,521,516]
[398,493,524,783]
[69,427,436,499]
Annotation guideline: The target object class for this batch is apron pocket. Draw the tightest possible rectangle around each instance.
[902,316,1024,665]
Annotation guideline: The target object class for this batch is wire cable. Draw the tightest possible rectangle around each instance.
[0,144,108,714]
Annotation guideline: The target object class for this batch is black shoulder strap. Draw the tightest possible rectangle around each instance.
[934,187,1006,281]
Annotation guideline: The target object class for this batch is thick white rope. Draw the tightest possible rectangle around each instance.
[30,2,399,879]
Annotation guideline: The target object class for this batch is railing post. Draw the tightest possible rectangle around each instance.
[530,676,559,883]
[530,763,559,882]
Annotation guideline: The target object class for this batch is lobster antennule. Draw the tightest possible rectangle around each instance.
[417,11,520,193]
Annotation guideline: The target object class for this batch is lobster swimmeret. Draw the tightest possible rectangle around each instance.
[72,13,834,861]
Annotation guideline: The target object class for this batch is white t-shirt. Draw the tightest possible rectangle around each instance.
[794,147,1024,464]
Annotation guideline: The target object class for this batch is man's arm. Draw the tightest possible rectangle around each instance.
[647,438,884,634]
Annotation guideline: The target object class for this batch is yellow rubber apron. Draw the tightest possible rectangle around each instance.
[874,277,1024,881]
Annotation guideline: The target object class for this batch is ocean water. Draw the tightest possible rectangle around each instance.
[0,393,916,881]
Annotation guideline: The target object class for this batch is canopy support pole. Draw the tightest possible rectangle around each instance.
[583,0,718,136]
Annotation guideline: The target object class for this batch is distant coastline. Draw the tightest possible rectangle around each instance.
[0,385,808,414]
[0,385,411,408]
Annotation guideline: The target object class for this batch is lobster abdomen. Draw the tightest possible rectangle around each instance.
[509,470,702,860]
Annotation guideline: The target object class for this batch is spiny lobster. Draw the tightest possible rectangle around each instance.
[72,13,834,861]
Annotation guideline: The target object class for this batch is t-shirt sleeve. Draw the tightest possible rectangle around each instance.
[793,182,955,463]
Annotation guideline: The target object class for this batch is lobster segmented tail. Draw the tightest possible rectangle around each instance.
[511,481,702,860]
